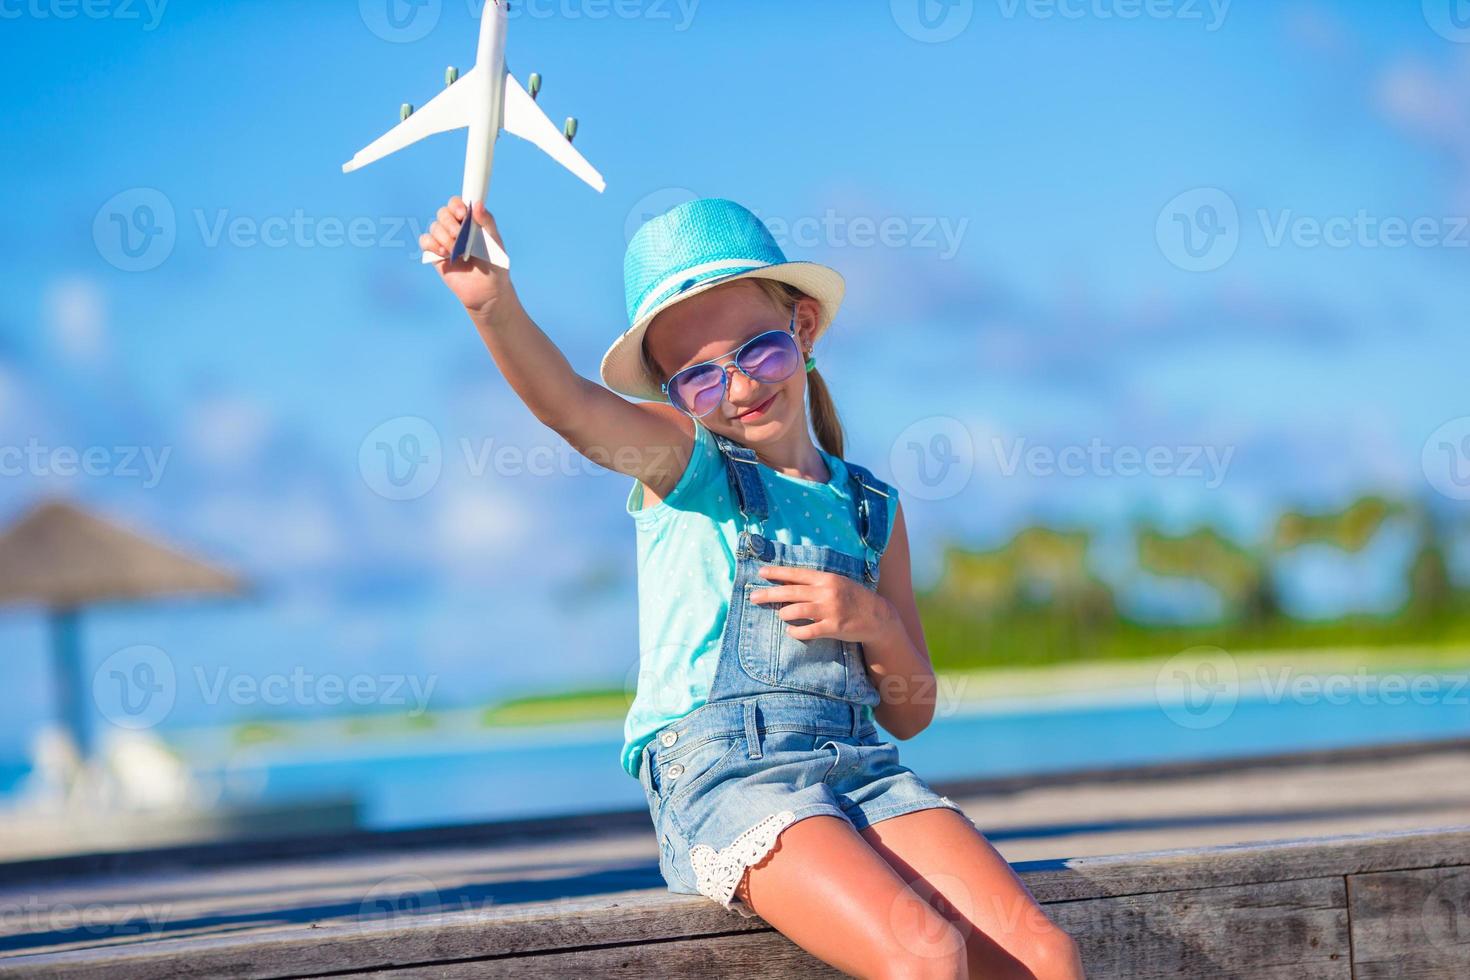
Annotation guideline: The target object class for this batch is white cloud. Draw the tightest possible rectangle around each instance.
[432,483,530,565]
[1374,55,1470,210]
[187,396,273,471]
[44,277,107,367]
[191,490,341,571]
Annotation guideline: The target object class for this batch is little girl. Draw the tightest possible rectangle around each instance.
[421,196,1085,979]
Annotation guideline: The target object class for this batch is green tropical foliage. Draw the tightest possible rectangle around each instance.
[917,496,1470,669]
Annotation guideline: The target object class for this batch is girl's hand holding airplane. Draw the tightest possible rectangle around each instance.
[421,196,515,325]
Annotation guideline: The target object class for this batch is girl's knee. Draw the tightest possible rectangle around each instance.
[1019,924,1085,980]
[876,922,970,980]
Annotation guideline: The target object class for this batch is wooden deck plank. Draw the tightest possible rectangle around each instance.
[0,740,1464,977]
[1050,876,1351,980]
[1,829,1462,979]
[1349,865,1470,980]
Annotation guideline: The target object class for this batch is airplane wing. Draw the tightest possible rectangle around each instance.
[501,72,607,193]
[342,67,482,173]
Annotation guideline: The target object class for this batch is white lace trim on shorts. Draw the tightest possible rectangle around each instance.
[688,808,797,918]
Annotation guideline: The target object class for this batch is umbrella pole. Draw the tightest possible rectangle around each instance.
[50,609,92,762]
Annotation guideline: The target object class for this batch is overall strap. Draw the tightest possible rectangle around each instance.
[844,460,895,585]
[709,429,769,534]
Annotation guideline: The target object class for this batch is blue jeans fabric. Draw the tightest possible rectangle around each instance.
[636,431,968,915]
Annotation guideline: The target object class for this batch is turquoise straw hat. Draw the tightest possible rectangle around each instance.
[600,198,846,402]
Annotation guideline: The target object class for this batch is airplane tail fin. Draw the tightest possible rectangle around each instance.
[420,220,510,270]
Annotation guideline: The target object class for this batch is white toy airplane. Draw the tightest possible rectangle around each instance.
[342,0,606,270]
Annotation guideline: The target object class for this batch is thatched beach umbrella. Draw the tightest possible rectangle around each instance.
[0,499,244,760]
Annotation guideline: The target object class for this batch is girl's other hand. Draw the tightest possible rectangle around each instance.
[750,565,901,646]
[420,197,515,324]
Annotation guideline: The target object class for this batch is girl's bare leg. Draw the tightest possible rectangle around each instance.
[733,814,970,979]
[857,808,1086,980]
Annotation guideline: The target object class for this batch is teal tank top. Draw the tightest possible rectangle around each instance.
[619,421,898,777]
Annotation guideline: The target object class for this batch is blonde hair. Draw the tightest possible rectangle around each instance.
[640,278,845,459]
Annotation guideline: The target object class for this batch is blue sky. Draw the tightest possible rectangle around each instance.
[1,0,1467,752]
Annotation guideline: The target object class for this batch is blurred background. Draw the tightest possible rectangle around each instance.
[0,0,1467,858]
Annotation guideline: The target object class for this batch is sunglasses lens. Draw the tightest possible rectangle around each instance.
[668,364,725,417]
[737,331,801,383]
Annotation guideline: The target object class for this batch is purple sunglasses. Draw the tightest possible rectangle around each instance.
[660,307,805,418]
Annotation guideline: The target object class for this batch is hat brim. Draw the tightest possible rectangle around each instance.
[599,261,845,402]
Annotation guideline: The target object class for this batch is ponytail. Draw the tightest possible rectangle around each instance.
[805,364,844,459]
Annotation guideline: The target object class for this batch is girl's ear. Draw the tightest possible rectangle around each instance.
[794,295,822,351]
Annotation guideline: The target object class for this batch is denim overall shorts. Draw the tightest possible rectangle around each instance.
[636,430,969,917]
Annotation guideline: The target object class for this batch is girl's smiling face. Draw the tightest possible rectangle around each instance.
[643,279,820,445]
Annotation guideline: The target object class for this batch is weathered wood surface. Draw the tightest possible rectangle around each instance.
[4,827,1463,979]
[1349,865,1470,979]
[0,740,1465,978]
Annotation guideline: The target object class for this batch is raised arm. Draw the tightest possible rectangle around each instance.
[422,197,694,497]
